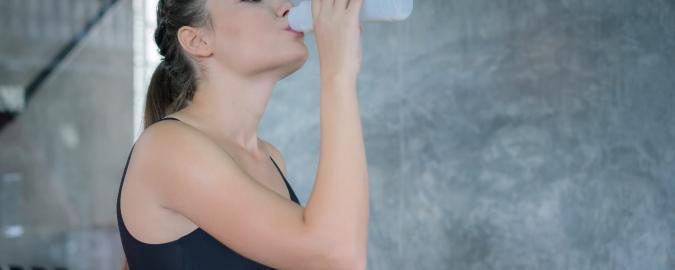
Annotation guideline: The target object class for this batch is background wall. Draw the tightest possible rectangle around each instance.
[267,0,675,269]
[0,0,673,269]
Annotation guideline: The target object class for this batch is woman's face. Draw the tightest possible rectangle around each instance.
[205,0,308,79]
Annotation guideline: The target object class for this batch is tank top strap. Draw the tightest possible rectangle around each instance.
[269,155,301,205]
[158,116,181,122]
[269,156,284,180]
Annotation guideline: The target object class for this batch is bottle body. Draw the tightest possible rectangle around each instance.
[288,0,414,33]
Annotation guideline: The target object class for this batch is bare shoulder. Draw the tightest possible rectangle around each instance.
[135,119,215,164]
[132,119,230,202]
[260,138,287,176]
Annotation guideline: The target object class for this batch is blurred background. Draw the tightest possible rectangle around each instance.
[0,0,674,269]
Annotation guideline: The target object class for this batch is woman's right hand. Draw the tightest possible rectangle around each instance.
[311,0,364,83]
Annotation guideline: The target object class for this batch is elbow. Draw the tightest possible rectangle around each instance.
[304,222,367,269]
[324,245,367,270]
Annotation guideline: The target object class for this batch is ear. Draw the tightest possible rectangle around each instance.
[176,26,213,58]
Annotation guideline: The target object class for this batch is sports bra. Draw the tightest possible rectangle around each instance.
[116,117,300,269]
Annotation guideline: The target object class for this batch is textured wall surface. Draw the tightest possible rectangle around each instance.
[264,0,675,269]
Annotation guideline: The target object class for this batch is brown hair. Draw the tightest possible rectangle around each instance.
[142,0,211,129]
[124,0,209,268]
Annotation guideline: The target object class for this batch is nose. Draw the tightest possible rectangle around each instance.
[277,1,293,17]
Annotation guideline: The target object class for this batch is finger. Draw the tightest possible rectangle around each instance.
[311,0,320,20]
[346,0,362,19]
[321,0,333,16]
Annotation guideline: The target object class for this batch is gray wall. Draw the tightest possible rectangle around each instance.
[265,0,675,269]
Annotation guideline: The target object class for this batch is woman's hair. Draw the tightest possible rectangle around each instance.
[124,0,209,269]
[143,0,211,129]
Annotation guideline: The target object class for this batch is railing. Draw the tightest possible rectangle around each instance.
[0,0,122,131]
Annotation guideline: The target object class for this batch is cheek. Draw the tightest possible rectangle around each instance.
[209,20,242,59]
[212,15,276,52]
[208,10,289,72]
[214,22,279,58]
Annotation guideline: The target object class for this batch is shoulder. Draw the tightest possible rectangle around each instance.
[133,119,231,185]
[134,119,259,206]
[260,138,287,176]
[136,119,216,160]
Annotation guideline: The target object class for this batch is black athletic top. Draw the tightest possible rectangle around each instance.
[116,117,300,270]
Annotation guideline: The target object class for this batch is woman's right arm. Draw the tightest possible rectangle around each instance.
[299,0,370,266]
[305,77,370,268]
[139,121,358,270]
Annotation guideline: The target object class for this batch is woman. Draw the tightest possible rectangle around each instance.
[116,0,369,269]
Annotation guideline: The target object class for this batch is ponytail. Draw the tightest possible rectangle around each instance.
[143,59,198,129]
[143,61,179,129]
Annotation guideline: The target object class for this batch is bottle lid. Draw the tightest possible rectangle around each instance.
[288,1,313,32]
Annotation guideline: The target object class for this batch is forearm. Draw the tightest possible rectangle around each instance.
[304,77,370,264]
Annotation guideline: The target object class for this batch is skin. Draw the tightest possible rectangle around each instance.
[119,0,368,269]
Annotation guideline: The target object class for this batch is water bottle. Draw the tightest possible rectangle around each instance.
[288,0,414,33]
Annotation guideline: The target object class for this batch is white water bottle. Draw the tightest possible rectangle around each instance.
[288,0,414,33]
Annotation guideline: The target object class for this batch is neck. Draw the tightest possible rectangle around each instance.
[181,69,281,158]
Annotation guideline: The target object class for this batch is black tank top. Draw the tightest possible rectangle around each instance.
[116,117,300,269]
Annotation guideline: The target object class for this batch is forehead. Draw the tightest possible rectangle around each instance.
[207,0,240,10]
[206,0,245,17]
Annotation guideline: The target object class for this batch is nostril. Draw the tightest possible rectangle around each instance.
[283,9,289,17]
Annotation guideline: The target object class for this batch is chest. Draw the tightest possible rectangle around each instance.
[232,157,291,201]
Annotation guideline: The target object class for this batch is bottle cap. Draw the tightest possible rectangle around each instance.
[288,1,313,32]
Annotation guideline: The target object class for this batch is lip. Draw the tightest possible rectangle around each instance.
[285,26,304,37]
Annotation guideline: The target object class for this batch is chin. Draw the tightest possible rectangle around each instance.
[280,59,307,80]
[279,49,309,79]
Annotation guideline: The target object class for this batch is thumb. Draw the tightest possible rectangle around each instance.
[347,0,363,19]
[311,0,320,21]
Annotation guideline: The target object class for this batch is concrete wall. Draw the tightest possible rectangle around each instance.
[266,0,675,269]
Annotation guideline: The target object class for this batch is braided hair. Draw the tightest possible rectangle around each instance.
[143,0,210,129]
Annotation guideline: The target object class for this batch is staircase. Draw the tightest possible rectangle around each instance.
[0,0,121,131]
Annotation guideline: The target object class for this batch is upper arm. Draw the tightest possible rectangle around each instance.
[136,123,339,269]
